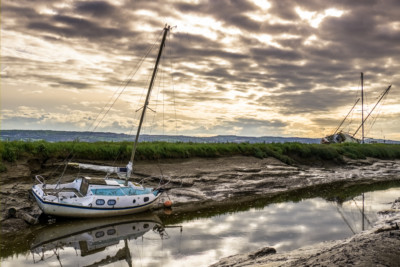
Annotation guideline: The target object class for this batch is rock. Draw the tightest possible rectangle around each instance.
[7,207,17,218]
[16,210,39,225]
[391,197,400,210]
[5,207,39,225]
[248,247,276,259]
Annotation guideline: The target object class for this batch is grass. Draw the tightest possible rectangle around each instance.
[1,140,400,170]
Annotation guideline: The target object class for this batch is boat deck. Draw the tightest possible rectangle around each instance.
[43,188,83,197]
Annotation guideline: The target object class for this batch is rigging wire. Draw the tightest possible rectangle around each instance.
[365,91,387,138]
[53,29,165,179]
[144,30,174,139]
[148,54,164,136]
[91,30,164,133]
[111,29,173,166]
[166,31,179,138]
[112,45,163,165]
[163,64,165,137]
[340,74,361,134]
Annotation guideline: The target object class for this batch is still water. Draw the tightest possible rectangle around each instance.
[1,187,399,267]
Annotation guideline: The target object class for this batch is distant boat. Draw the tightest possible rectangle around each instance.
[322,73,392,144]
[321,132,360,144]
[31,25,172,217]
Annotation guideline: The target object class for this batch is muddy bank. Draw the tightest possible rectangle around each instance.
[211,204,400,267]
[1,156,400,234]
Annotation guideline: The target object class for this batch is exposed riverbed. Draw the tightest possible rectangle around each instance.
[1,156,400,266]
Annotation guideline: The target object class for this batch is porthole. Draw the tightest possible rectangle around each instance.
[96,199,105,205]
[107,229,116,235]
[107,199,116,206]
[95,231,105,238]
[144,197,149,202]
[144,223,149,229]
[133,199,136,204]
[132,226,136,230]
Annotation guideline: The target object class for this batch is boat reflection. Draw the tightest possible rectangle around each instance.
[30,214,168,266]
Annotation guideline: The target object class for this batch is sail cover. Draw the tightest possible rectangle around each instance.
[68,162,132,178]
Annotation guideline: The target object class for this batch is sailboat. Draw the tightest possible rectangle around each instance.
[31,25,172,218]
[321,72,392,144]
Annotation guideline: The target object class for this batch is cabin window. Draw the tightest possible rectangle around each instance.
[132,199,136,204]
[144,223,149,229]
[107,199,116,206]
[95,231,104,238]
[96,199,105,205]
[107,229,116,235]
[144,197,149,202]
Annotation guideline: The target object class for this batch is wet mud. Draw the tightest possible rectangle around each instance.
[1,156,400,265]
[211,204,400,267]
[1,156,400,231]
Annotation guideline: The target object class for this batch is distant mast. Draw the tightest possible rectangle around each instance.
[361,72,364,144]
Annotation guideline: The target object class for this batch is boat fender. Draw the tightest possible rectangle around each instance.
[164,200,172,208]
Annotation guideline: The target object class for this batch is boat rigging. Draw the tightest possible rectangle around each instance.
[322,73,392,144]
[31,25,173,218]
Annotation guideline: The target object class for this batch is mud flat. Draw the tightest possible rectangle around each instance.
[1,156,400,234]
[211,204,400,267]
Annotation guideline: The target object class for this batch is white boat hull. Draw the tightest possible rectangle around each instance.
[32,191,160,218]
[31,177,163,218]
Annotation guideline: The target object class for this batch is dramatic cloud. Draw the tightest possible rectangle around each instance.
[2,0,400,140]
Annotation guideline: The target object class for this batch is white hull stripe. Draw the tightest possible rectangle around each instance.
[32,190,160,211]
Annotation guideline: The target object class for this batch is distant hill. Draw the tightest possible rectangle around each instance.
[1,130,398,144]
[1,130,322,144]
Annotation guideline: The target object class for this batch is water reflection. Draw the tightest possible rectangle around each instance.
[30,214,167,267]
[1,187,399,267]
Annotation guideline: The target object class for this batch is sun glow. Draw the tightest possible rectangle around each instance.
[296,7,345,28]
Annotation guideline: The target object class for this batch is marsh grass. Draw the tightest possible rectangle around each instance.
[1,140,400,170]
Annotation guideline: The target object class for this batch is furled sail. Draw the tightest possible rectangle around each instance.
[68,162,132,179]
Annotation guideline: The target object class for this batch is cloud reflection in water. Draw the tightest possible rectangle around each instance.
[1,187,398,267]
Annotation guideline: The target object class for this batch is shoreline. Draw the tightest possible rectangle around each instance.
[1,156,400,264]
[211,211,400,267]
[2,156,400,226]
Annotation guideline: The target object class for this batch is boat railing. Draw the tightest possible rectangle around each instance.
[35,175,83,198]
[43,187,83,198]
[35,175,46,185]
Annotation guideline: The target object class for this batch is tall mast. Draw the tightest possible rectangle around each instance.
[361,72,364,144]
[127,25,170,181]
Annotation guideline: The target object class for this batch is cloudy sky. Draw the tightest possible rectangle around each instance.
[2,0,399,140]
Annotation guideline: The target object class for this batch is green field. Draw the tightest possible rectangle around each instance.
[1,140,400,172]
